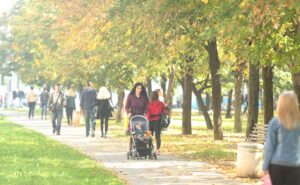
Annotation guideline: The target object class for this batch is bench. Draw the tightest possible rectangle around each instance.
[245,124,269,145]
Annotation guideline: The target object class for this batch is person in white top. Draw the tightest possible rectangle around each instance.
[27,86,38,119]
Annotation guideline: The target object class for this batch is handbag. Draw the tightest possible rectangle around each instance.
[49,92,61,112]
[160,114,170,128]
[108,98,114,112]
[262,173,272,185]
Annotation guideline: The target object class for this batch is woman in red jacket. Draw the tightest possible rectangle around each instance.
[147,91,167,154]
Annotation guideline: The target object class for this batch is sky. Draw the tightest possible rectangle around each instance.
[0,0,15,15]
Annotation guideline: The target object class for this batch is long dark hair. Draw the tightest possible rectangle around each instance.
[129,82,148,101]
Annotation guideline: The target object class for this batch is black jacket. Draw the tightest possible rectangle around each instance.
[96,99,113,118]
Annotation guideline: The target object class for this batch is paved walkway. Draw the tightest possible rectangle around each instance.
[2,110,254,185]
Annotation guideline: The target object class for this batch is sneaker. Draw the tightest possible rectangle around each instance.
[156,149,160,155]
[53,129,56,134]
[56,131,60,135]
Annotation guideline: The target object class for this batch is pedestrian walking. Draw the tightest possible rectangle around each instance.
[27,86,38,119]
[95,86,113,138]
[48,84,65,135]
[65,85,76,126]
[40,86,49,119]
[263,91,300,185]
[80,81,97,137]
[147,91,167,155]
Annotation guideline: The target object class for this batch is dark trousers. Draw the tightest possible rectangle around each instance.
[100,116,109,135]
[149,120,162,149]
[66,107,74,125]
[28,102,36,118]
[84,109,95,137]
[41,102,48,119]
[51,109,63,132]
[269,164,300,185]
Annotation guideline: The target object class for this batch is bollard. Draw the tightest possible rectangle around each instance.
[236,142,264,177]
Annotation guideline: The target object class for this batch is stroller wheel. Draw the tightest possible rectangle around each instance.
[153,152,157,160]
[149,153,153,160]
[127,151,131,160]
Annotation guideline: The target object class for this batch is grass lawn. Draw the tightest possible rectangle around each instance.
[0,116,125,185]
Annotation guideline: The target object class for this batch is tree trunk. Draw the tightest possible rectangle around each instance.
[225,89,233,118]
[192,86,213,129]
[182,71,193,135]
[234,70,243,132]
[146,78,152,97]
[263,65,273,125]
[207,38,223,140]
[205,92,211,110]
[166,66,175,118]
[246,63,260,138]
[161,75,167,100]
[116,89,125,123]
[292,72,300,105]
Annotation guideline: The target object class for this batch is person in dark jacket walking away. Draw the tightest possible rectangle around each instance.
[65,85,76,126]
[95,86,113,138]
[48,84,65,135]
[262,91,300,185]
[40,86,49,119]
[80,81,97,137]
[147,91,167,155]
[17,90,25,108]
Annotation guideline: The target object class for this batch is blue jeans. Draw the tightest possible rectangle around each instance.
[41,102,48,119]
[51,109,63,132]
[84,109,95,137]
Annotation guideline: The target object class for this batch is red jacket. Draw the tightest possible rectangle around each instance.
[147,100,167,121]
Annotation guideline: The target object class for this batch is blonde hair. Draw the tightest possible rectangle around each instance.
[66,88,76,96]
[97,86,111,99]
[276,91,300,130]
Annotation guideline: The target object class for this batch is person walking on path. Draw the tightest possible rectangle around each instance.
[65,85,76,126]
[48,84,65,135]
[263,91,300,185]
[125,82,148,118]
[40,86,49,119]
[26,86,38,119]
[95,86,113,138]
[80,81,97,137]
[17,90,25,108]
[147,91,167,155]
[125,82,148,149]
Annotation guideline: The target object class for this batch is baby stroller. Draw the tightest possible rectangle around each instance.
[127,115,157,160]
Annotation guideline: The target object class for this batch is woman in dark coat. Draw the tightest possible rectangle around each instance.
[95,86,113,138]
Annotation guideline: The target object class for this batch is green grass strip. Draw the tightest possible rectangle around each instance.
[0,116,125,185]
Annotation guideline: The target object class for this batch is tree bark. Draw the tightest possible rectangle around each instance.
[206,38,223,140]
[166,66,175,118]
[182,70,193,135]
[246,63,260,138]
[146,77,152,97]
[116,89,125,123]
[292,72,300,106]
[205,92,211,110]
[192,84,213,129]
[225,89,233,118]
[263,65,274,125]
[161,75,167,100]
[234,69,243,132]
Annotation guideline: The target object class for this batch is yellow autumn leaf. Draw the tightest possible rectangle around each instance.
[202,0,208,4]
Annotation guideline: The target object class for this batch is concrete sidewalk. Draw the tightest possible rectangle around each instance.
[2,110,254,185]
